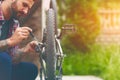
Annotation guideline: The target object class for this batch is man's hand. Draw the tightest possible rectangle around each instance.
[7,27,32,47]
[22,41,38,53]
[12,41,38,64]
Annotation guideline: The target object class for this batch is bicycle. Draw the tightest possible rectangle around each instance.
[29,0,64,80]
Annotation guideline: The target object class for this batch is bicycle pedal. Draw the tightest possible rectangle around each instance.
[62,24,76,32]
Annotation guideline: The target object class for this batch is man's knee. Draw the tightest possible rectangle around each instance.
[0,52,12,64]
[12,62,38,80]
[0,52,12,80]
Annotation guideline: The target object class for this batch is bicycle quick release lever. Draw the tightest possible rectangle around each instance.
[29,31,39,42]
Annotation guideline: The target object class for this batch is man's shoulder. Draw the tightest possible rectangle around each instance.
[0,2,5,22]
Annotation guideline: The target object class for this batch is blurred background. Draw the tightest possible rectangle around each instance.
[57,0,120,80]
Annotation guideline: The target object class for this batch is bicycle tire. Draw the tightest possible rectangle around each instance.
[45,9,56,80]
[50,0,58,35]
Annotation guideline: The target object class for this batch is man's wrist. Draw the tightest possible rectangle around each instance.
[7,38,13,47]
[15,49,23,56]
[20,47,27,53]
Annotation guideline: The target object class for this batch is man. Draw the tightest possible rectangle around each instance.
[0,0,38,80]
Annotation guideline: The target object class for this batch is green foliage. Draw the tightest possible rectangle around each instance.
[58,0,100,52]
[63,44,120,80]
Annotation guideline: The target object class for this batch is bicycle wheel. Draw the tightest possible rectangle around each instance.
[45,9,56,80]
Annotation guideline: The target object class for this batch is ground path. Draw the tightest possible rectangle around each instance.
[35,75,103,80]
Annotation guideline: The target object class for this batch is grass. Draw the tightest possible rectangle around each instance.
[62,43,120,80]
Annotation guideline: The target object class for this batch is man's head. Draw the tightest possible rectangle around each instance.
[2,0,36,20]
[11,0,35,19]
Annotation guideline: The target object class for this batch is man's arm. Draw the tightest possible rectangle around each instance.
[0,38,16,51]
[0,40,9,51]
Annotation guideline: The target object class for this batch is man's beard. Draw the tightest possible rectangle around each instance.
[11,8,19,20]
[10,1,19,20]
